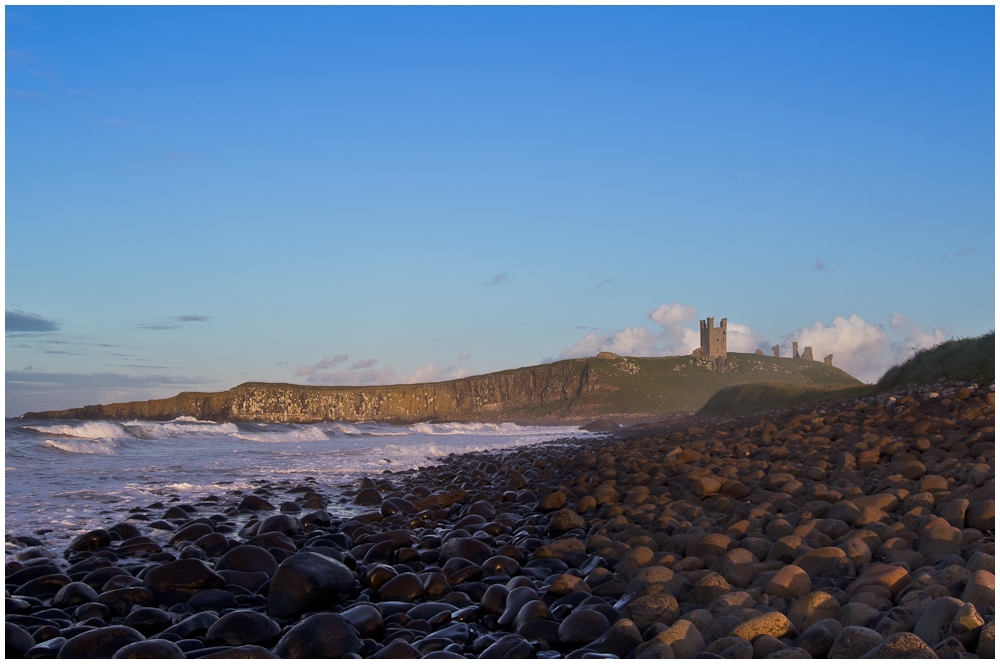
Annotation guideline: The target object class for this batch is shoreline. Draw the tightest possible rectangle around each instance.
[6,379,995,658]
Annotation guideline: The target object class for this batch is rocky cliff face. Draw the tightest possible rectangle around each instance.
[24,359,612,424]
[23,353,862,424]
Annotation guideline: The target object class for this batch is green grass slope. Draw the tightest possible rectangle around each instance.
[877,331,995,390]
[699,331,994,416]
[509,352,861,419]
[698,383,873,416]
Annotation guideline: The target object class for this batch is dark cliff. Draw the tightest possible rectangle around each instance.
[23,354,862,424]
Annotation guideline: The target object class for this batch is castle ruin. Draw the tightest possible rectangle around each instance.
[692,317,728,370]
[686,316,835,370]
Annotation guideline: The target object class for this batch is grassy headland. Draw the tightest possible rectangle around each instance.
[22,352,859,424]
[698,331,995,416]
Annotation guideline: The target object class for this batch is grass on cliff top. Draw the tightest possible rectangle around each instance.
[511,352,860,418]
[699,331,995,416]
[877,331,995,390]
[698,383,874,416]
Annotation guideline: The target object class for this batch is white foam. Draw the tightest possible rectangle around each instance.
[122,419,240,437]
[232,426,329,443]
[41,439,117,455]
[407,421,577,437]
[27,422,129,439]
[334,424,362,435]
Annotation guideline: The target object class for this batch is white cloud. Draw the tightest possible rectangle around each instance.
[783,314,950,382]
[402,364,470,384]
[558,302,703,359]
[293,355,471,387]
[295,354,349,376]
[726,322,767,353]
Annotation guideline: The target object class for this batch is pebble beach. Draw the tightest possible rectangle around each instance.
[5,380,995,659]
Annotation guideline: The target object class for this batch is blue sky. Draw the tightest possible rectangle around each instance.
[6,6,995,415]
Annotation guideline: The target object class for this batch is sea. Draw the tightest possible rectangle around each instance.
[5,417,594,553]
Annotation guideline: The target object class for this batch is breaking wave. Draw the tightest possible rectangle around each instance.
[41,439,117,455]
[232,426,329,443]
[26,422,129,440]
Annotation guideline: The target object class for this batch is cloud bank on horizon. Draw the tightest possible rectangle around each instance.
[289,303,951,388]
[552,303,950,384]
[293,353,472,387]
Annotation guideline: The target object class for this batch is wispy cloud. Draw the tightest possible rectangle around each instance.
[6,89,54,101]
[292,354,469,386]
[137,322,181,331]
[294,354,349,376]
[594,276,620,289]
[489,272,508,286]
[6,370,219,416]
[6,310,60,333]
[138,314,212,330]
[941,246,977,259]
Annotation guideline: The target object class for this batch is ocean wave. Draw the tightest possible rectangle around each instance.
[232,426,330,443]
[333,424,362,435]
[41,439,117,455]
[407,421,558,436]
[122,419,240,438]
[27,422,129,440]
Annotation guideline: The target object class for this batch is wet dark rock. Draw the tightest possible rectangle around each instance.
[354,488,383,506]
[204,644,280,658]
[438,537,492,564]
[24,637,67,658]
[56,625,145,658]
[377,571,424,602]
[256,514,300,537]
[81,566,132,591]
[548,509,586,535]
[272,612,362,658]
[238,496,275,511]
[514,599,552,630]
[123,607,173,637]
[861,631,939,658]
[588,616,644,657]
[111,639,186,658]
[480,633,534,658]
[142,559,226,605]
[267,552,355,619]
[15,572,71,598]
[73,602,111,623]
[97,587,155,617]
[371,639,422,658]
[6,622,36,658]
[340,603,385,639]
[204,610,281,647]
[66,529,112,554]
[7,563,62,586]
[246,531,297,553]
[160,611,219,639]
[188,588,237,612]
[498,586,542,627]
[797,617,842,658]
[194,532,230,557]
[559,609,612,648]
[168,523,214,546]
[52,581,99,609]
[215,544,278,576]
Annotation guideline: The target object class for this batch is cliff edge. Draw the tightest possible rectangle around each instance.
[22,353,861,424]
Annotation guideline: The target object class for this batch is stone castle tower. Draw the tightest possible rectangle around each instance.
[695,317,727,370]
